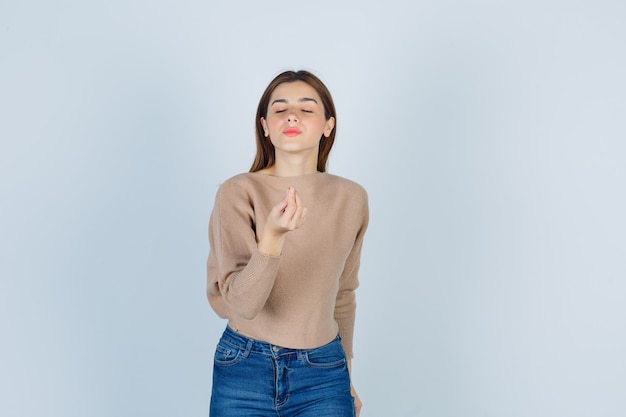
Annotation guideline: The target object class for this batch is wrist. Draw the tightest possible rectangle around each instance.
[258,233,285,256]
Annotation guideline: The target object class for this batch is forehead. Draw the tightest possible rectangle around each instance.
[269,81,321,103]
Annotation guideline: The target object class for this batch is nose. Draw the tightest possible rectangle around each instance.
[287,111,299,123]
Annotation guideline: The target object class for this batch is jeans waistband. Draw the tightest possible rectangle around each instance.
[220,325,341,358]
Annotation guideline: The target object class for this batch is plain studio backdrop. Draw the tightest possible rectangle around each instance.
[1,1,625,416]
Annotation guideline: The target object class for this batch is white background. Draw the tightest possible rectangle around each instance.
[1,1,625,416]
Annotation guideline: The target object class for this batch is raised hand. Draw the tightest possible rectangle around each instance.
[258,187,307,256]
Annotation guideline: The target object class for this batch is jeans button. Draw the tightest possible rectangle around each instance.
[272,346,279,352]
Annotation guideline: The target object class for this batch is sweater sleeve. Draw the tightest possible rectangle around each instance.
[334,190,369,359]
[206,180,281,320]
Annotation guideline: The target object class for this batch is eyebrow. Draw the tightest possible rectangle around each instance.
[270,97,319,106]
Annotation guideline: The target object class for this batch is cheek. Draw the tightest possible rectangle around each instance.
[267,117,283,131]
[316,119,330,133]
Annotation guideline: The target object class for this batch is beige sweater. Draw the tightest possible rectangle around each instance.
[206,171,368,358]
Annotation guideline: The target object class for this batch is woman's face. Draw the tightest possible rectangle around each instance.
[260,81,335,160]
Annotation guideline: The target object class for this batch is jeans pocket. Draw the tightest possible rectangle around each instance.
[303,341,347,369]
[213,342,243,366]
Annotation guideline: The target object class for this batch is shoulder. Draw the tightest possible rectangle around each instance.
[322,174,369,227]
[216,172,260,194]
[210,173,259,208]
[221,172,258,186]
[323,173,368,200]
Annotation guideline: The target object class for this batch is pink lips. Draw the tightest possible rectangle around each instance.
[283,127,302,137]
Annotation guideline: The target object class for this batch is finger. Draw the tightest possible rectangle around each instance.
[294,187,303,207]
[354,399,362,417]
[292,195,307,226]
[272,191,289,216]
[301,207,308,223]
[287,188,304,223]
[283,187,297,219]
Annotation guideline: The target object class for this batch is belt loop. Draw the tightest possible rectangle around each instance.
[241,338,254,358]
[296,349,304,361]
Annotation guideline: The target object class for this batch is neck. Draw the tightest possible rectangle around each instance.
[270,152,319,177]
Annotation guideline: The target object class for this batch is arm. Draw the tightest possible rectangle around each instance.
[337,191,368,416]
[207,184,306,320]
[334,191,369,357]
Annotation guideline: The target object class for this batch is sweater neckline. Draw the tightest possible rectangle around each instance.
[248,171,325,180]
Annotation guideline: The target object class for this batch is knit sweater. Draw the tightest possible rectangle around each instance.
[206,171,368,358]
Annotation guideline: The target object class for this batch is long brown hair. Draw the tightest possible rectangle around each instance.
[250,70,337,173]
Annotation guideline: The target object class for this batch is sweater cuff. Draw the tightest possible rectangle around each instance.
[337,316,355,359]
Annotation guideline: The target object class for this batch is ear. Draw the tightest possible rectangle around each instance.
[260,118,269,137]
[323,117,335,138]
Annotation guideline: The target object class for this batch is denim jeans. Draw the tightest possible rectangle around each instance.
[210,326,355,417]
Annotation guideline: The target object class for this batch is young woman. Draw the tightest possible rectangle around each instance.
[207,70,368,417]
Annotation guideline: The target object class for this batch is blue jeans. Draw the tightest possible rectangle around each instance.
[210,326,355,417]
